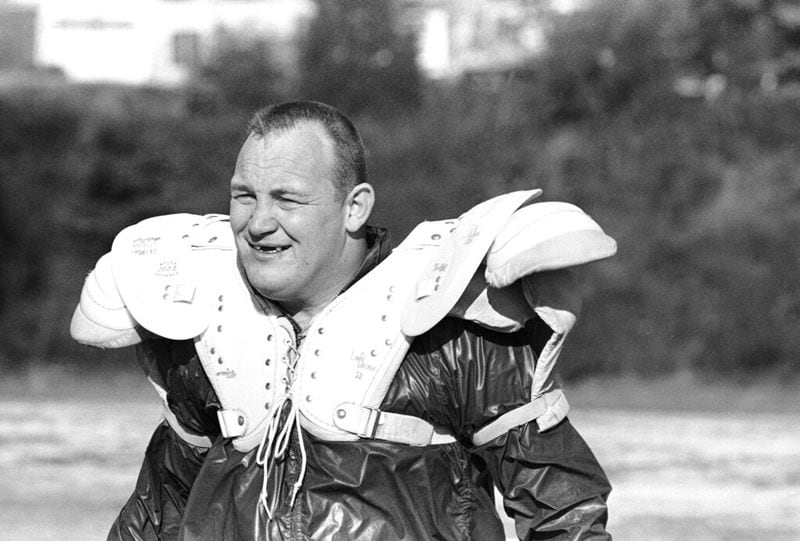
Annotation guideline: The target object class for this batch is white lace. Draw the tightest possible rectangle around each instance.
[254,332,308,529]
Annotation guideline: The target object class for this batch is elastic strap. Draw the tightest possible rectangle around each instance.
[471,388,569,447]
[333,402,456,446]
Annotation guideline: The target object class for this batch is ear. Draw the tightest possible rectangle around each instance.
[343,183,375,233]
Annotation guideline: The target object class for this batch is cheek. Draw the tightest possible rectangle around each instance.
[229,203,249,232]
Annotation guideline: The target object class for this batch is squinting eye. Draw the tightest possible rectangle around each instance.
[277,197,301,207]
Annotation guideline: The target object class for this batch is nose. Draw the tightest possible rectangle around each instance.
[248,201,279,239]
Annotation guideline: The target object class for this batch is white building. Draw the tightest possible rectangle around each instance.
[0,0,560,87]
[0,0,314,86]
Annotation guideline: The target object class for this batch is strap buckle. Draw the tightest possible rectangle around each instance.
[358,406,382,439]
[217,408,248,438]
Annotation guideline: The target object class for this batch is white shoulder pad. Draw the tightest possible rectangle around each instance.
[111,213,234,340]
[401,189,541,336]
[485,202,617,289]
[70,252,142,348]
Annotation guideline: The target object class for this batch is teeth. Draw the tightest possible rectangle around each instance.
[255,245,288,253]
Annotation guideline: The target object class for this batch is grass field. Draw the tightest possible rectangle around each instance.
[1,369,798,540]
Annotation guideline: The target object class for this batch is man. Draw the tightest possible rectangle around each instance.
[71,101,614,540]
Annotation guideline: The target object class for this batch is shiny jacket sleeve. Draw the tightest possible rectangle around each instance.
[109,339,222,541]
[108,422,208,541]
[398,317,611,540]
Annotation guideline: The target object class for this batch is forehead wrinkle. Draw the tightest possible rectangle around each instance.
[235,124,338,192]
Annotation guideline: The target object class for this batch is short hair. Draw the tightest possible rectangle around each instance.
[247,101,367,200]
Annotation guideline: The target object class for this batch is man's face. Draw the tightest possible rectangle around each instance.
[230,124,350,308]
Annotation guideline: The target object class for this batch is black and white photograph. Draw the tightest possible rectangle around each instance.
[1,1,798,539]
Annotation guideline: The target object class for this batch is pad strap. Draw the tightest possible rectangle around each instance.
[332,402,456,446]
[471,388,569,447]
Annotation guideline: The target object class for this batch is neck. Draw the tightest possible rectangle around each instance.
[279,237,368,332]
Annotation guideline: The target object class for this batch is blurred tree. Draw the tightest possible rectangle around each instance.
[195,29,289,112]
[529,0,679,123]
[297,0,421,117]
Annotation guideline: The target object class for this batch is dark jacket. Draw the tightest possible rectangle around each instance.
[110,230,611,541]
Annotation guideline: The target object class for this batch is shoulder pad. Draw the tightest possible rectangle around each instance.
[401,189,541,336]
[485,202,617,289]
[111,213,234,340]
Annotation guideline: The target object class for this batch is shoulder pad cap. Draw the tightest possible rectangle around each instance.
[485,202,617,289]
[111,213,233,340]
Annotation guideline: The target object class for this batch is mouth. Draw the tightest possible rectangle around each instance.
[249,242,291,255]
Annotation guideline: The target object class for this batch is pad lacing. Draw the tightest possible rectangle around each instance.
[254,334,308,531]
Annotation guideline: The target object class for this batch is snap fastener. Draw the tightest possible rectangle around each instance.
[208,236,217,243]
[182,234,189,239]
[310,372,317,379]
[162,293,168,300]
[336,409,346,419]
[265,359,270,366]
[265,382,271,390]
[314,349,320,356]
[217,325,223,332]
[217,357,223,364]
[370,350,377,357]
[210,347,216,354]
[237,415,244,426]
[265,402,271,409]
[385,339,392,346]
[381,315,387,321]
[218,295,224,302]
[305,395,312,402]
[267,334,273,341]
[431,233,441,240]
[217,305,223,312]
[318,327,324,334]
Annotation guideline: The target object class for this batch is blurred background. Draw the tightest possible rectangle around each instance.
[0,0,799,539]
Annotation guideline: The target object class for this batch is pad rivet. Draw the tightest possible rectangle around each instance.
[208,236,217,243]
[265,382,271,390]
[431,233,441,240]
[218,295,224,302]
[381,315,387,321]
[310,372,317,379]
[237,416,244,426]
[337,409,346,419]
[385,339,392,346]
[318,327,324,334]
[267,334,273,341]
[218,305,223,312]
[265,402,271,409]
[217,357,223,364]
[217,325,223,332]
[314,349,321,356]
[210,347,216,354]
[265,359,270,366]
[305,395,312,402]
[370,350,377,357]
